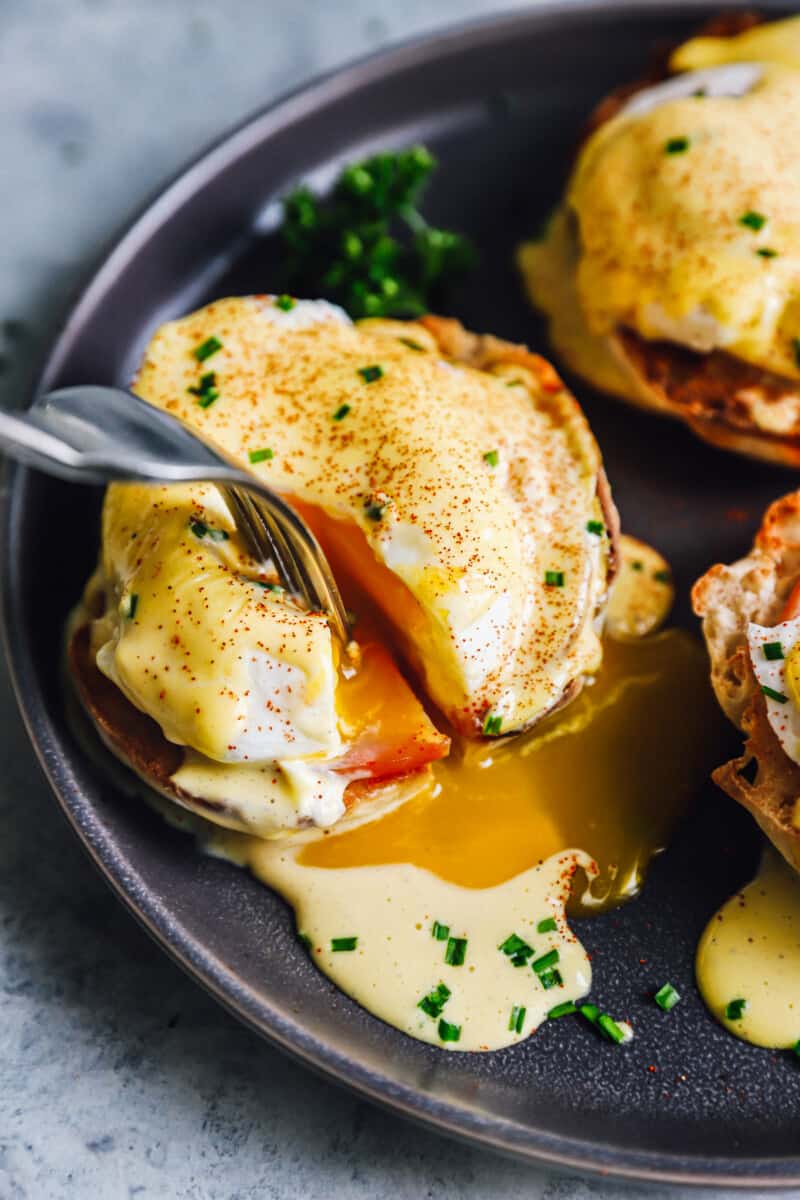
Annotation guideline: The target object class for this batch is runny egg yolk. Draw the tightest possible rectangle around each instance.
[299,509,726,916]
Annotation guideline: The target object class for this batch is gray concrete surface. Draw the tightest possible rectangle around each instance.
[0,2,789,1197]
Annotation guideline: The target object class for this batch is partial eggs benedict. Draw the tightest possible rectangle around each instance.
[694,489,800,1049]
[519,14,800,464]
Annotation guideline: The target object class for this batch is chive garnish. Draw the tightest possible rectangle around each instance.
[438,1018,461,1043]
[333,403,351,421]
[444,936,467,967]
[794,1040,800,1059]
[418,982,451,1019]
[399,337,424,352]
[579,1003,600,1024]
[197,390,219,409]
[358,364,383,383]
[505,379,524,388]
[275,294,295,311]
[365,502,386,521]
[540,969,563,990]
[548,1001,578,1019]
[757,248,778,258]
[763,641,784,661]
[189,520,229,542]
[653,569,671,584]
[193,335,222,362]
[725,997,747,1020]
[654,982,681,1012]
[432,920,450,941]
[331,936,358,952]
[665,136,689,154]
[533,949,560,975]
[762,685,789,704]
[248,447,274,464]
[631,560,643,572]
[256,580,284,593]
[740,211,766,231]
[586,520,605,536]
[483,449,499,467]
[509,1005,526,1034]
[544,570,564,587]
[298,932,312,951]
[498,934,534,963]
[123,593,139,620]
[597,1014,626,1044]
[537,917,557,934]
[793,338,800,368]
[483,712,503,736]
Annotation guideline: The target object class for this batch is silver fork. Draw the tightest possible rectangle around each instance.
[0,385,351,644]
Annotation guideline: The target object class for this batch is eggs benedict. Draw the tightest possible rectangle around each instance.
[518,14,800,464]
[69,295,619,840]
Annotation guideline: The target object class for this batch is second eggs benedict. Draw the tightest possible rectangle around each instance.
[519,14,800,464]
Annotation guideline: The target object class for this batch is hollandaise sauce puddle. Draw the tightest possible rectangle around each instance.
[696,847,800,1049]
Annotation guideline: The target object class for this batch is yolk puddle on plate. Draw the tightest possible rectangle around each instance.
[302,629,725,915]
[696,846,800,1048]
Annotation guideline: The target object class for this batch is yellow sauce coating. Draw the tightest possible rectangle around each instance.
[697,847,800,1048]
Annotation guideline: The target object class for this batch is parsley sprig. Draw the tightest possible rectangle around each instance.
[279,146,475,319]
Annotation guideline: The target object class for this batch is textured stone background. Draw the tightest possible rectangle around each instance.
[0,2,788,1197]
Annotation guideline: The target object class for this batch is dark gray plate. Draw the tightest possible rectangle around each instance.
[4,1,800,1185]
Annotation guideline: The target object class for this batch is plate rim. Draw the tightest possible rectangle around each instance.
[4,1,800,1185]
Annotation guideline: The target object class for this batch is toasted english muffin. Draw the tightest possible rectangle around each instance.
[693,491,800,871]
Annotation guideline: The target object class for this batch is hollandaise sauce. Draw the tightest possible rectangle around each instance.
[696,847,800,1049]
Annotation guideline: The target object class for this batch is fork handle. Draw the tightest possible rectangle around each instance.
[0,409,84,480]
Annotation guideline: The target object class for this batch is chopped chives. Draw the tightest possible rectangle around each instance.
[665,136,690,154]
[438,1018,461,1043]
[763,641,784,661]
[532,949,560,975]
[193,335,222,362]
[631,560,643,572]
[123,593,139,620]
[365,502,386,521]
[333,403,351,421]
[793,338,800,368]
[197,390,219,409]
[794,1040,800,1059]
[257,580,284,593]
[331,936,358,952]
[508,1005,526,1034]
[539,969,563,990]
[498,933,533,961]
[725,997,747,1020]
[444,936,467,967]
[544,570,564,587]
[739,211,766,231]
[654,982,681,1012]
[358,364,383,383]
[579,1003,600,1024]
[505,379,524,388]
[190,520,228,542]
[297,932,311,951]
[248,447,274,464]
[483,449,499,468]
[762,684,789,704]
[275,294,295,311]
[548,1001,578,1019]
[586,520,605,535]
[653,569,671,583]
[431,920,450,941]
[418,982,451,1019]
[597,1014,626,1044]
[537,917,557,934]
[483,712,503,736]
[510,953,530,968]
[399,337,424,352]
[757,247,778,258]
